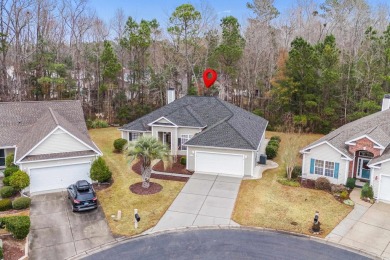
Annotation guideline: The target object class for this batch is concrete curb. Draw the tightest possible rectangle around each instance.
[17,236,28,260]
[66,226,380,260]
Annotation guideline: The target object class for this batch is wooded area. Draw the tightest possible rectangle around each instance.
[1,0,389,133]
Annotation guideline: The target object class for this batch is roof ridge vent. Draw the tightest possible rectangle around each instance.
[48,107,59,125]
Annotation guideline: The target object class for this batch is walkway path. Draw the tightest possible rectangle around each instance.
[326,188,390,259]
[148,173,241,233]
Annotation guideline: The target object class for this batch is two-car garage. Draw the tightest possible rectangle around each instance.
[194,152,245,177]
[28,163,92,193]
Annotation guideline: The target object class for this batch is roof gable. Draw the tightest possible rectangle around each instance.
[0,101,101,161]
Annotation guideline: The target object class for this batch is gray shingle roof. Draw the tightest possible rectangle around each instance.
[120,96,268,150]
[302,108,390,164]
[0,101,101,161]
[22,151,97,162]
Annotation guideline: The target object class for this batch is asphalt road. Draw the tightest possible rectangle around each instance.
[84,229,371,260]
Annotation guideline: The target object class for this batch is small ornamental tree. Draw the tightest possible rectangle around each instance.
[90,157,112,183]
[9,170,30,191]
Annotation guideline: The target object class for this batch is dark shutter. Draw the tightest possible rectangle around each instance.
[129,132,132,141]
[178,138,182,150]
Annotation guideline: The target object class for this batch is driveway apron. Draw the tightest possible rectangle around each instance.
[151,173,241,232]
[29,191,114,260]
[326,188,390,259]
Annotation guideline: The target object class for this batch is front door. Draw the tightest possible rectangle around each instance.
[357,158,371,179]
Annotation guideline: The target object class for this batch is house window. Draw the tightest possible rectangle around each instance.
[129,132,141,141]
[314,160,324,175]
[180,134,193,151]
[324,161,335,177]
[0,149,5,167]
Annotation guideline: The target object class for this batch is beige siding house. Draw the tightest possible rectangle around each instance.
[0,101,102,194]
[119,95,268,178]
[301,95,390,203]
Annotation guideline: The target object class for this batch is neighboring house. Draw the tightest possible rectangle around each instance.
[301,94,390,203]
[0,101,102,193]
[119,92,268,177]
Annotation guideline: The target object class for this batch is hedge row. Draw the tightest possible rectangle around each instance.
[265,136,281,160]
[0,197,31,211]
[0,216,30,239]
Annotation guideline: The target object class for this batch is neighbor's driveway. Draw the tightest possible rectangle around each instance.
[150,173,241,232]
[29,191,114,260]
[327,189,390,259]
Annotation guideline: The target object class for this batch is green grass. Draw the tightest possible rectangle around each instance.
[89,128,185,237]
[232,131,352,237]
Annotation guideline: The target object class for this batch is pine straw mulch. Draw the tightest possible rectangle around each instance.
[132,160,188,182]
[1,235,25,260]
[152,156,193,175]
[129,182,163,195]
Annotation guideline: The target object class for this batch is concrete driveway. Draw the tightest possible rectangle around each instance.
[151,173,241,232]
[327,190,390,259]
[29,191,114,260]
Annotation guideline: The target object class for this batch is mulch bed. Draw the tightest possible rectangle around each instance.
[92,180,114,191]
[1,235,25,260]
[132,159,188,182]
[298,178,316,189]
[152,156,193,175]
[130,182,163,195]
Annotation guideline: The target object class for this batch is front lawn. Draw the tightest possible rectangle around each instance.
[89,127,185,236]
[232,131,353,237]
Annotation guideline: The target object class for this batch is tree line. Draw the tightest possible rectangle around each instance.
[1,0,389,133]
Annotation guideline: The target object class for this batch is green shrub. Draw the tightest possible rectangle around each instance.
[0,199,12,211]
[266,145,278,159]
[361,183,374,199]
[0,245,3,259]
[4,166,19,177]
[180,156,186,165]
[291,165,302,179]
[3,176,11,186]
[340,190,349,200]
[0,186,15,198]
[90,157,112,183]
[315,177,331,191]
[346,178,356,189]
[12,197,31,210]
[268,140,280,147]
[277,178,300,187]
[113,138,127,152]
[5,153,15,167]
[270,136,281,143]
[9,170,30,191]
[2,216,30,239]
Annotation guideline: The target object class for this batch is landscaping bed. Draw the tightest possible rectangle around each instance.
[2,235,25,260]
[152,156,193,175]
[133,159,188,182]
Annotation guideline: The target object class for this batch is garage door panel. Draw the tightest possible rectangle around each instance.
[195,152,244,176]
[380,176,390,203]
[30,163,91,193]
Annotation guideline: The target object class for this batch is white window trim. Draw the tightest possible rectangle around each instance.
[314,159,335,177]
[180,134,193,151]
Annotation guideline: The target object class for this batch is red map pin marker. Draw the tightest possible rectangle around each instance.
[203,68,217,88]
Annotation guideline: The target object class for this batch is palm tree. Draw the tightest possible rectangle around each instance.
[128,136,171,188]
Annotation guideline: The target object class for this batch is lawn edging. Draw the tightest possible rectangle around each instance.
[65,226,379,260]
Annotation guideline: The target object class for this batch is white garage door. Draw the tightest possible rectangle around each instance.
[379,176,390,202]
[29,163,91,193]
[195,152,244,176]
